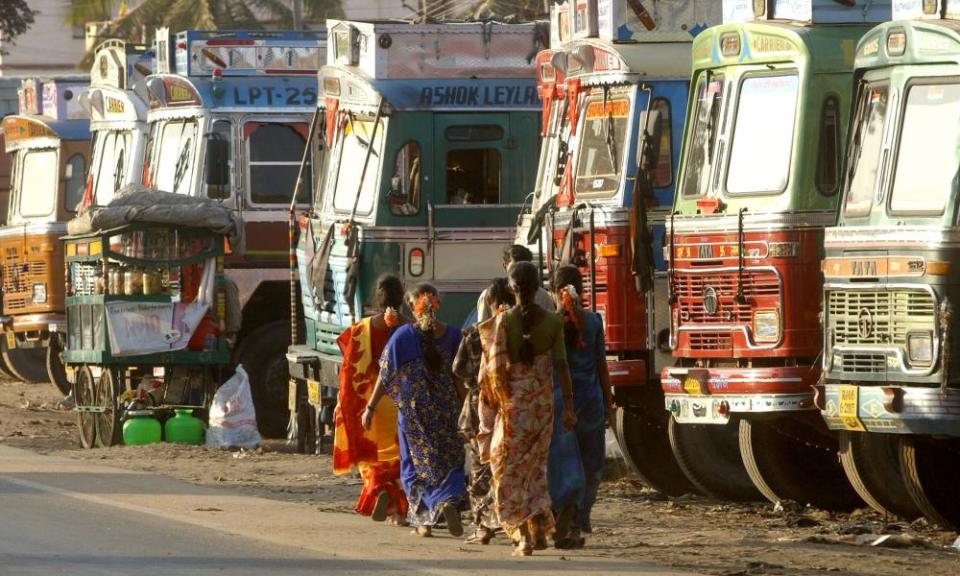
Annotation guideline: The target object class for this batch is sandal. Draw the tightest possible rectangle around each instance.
[442,502,463,537]
[411,526,433,537]
[371,491,390,522]
[465,527,495,545]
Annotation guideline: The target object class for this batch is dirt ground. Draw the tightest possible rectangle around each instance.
[2,379,959,576]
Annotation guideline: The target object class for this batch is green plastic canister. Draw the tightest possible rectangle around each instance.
[164,409,205,445]
[123,411,162,445]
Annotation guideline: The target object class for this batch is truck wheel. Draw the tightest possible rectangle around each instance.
[0,352,18,381]
[900,436,960,529]
[668,417,763,501]
[234,321,291,438]
[838,431,920,520]
[75,366,96,449]
[1,341,48,384]
[614,404,696,496]
[740,417,861,511]
[46,334,71,396]
[94,368,121,447]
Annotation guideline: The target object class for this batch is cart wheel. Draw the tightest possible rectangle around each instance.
[75,366,97,449]
[94,368,121,447]
[46,334,71,396]
[1,341,48,384]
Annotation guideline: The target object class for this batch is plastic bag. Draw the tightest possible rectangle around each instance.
[205,365,262,449]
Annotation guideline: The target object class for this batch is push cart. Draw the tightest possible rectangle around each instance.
[63,221,231,448]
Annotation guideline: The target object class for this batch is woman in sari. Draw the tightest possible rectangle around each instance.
[363,283,467,537]
[547,265,613,548]
[477,261,577,556]
[454,277,515,545]
[332,274,408,522]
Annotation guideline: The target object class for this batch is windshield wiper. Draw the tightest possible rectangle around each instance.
[605,112,618,170]
[846,83,871,183]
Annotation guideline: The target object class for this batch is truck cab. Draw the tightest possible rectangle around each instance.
[144,29,326,436]
[288,19,542,452]
[0,77,90,388]
[662,1,877,507]
[819,7,960,529]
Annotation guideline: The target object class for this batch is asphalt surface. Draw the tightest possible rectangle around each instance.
[0,445,695,576]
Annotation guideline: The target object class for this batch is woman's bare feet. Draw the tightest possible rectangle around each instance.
[412,526,432,537]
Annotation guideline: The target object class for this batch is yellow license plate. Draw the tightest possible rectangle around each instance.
[683,376,704,395]
[5,332,15,349]
[307,379,321,405]
[838,385,865,431]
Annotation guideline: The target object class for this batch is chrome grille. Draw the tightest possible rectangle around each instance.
[839,353,886,374]
[828,289,935,347]
[675,270,780,325]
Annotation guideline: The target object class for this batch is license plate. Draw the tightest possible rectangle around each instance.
[307,379,321,405]
[5,332,14,349]
[838,385,865,431]
[683,376,705,395]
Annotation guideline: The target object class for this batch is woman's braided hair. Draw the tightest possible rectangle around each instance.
[508,261,541,365]
[553,265,585,348]
[407,283,444,373]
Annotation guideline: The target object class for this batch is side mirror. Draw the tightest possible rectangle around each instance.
[204,134,230,198]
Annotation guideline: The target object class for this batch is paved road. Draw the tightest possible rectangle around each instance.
[0,445,697,576]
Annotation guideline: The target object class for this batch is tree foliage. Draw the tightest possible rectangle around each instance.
[0,0,37,44]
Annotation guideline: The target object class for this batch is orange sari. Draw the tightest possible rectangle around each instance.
[333,317,407,517]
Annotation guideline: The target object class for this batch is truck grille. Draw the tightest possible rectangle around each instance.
[827,289,935,347]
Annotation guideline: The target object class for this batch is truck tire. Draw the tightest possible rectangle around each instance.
[668,417,763,502]
[900,436,960,530]
[838,431,920,520]
[0,353,18,381]
[234,320,291,438]
[614,404,697,496]
[740,417,861,511]
[2,344,49,384]
[46,334,71,396]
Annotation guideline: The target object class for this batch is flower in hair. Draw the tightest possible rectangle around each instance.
[384,306,401,328]
[414,293,440,318]
[561,284,585,348]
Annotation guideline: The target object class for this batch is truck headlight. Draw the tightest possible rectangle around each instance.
[32,283,47,304]
[907,331,934,365]
[753,310,780,343]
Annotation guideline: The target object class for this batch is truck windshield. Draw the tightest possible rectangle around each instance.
[332,115,384,215]
[154,119,199,196]
[844,84,888,217]
[92,131,133,206]
[17,149,58,218]
[680,74,724,197]
[574,90,630,197]
[726,74,799,195]
[889,83,960,215]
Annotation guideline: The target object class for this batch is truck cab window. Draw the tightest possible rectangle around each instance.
[19,149,57,218]
[650,98,673,188]
[445,149,501,205]
[65,153,86,212]
[93,132,131,206]
[206,119,232,199]
[816,96,841,196]
[389,141,421,215]
[155,119,199,196]
[575,94,630,197]
[245,122,311,205]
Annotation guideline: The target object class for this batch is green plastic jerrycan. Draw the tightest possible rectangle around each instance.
[164,409,205,445]
[123,410,162,445]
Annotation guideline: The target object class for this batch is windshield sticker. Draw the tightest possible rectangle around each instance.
[585,99,629,119]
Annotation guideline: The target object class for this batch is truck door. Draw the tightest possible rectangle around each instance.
[430,113,523,322]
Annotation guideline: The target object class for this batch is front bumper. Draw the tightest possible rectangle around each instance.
[662,365,817,425]
[0,312,64,336]
[608,358,648,388]
[286,345,340,410]
[821,383,960,436]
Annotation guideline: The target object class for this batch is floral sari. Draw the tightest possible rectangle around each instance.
[477,313,557,540]
[333,318,406,518]
[379,323,467,526]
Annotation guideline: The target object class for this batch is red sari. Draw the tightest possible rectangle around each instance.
[333,317,407,517]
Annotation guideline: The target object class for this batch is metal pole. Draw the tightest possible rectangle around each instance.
[292,0,303,30]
